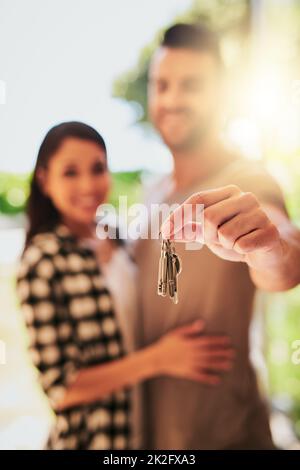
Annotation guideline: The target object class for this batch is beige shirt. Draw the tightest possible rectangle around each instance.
[134,157,286,450]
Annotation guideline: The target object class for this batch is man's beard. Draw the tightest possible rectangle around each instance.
[162,124,208,153]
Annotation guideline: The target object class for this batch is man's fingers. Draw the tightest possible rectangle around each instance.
[179,185,241,208]
[160,185,278,263]
[170,222,203,243]
[161,185,241,239]
[217,209,268,250]
[203,193,259,245]
[168,195,260,244]
[233,224,279,254]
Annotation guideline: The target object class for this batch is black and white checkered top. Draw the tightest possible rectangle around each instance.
[16,224,131,450]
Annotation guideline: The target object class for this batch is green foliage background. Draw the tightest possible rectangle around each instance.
[0,171,142,216]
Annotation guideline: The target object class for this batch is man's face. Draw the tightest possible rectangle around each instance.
[148,47,222,152]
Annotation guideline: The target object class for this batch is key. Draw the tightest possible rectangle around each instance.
[157,239,168,296]
[158,234,181,304]
[167,241,176,299]
[168,242,181,304]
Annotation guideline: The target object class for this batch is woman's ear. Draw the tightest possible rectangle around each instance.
[36,167,49,196]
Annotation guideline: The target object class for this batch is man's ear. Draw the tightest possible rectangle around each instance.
[36,167,49,196]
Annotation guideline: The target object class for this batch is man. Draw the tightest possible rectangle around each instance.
[134,23,300,449]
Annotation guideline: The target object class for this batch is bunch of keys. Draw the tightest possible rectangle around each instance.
[157,235,181,304]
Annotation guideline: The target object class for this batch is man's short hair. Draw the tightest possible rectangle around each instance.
[161,23,222,66]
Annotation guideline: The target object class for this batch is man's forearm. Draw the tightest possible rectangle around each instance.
[250,238,300,291]
[249,205,300,291]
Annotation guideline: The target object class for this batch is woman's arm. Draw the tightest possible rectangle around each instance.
[58,321,235,410]
[58,343,161,410]
[17,246,234,413]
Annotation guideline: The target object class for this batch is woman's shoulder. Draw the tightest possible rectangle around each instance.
[17,229,63,279]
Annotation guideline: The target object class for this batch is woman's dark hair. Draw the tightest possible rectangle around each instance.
[25,121,107,247]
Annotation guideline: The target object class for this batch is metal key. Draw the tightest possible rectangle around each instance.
[157,239,169,297]
[158,235,181,304]
[169,243,181,304]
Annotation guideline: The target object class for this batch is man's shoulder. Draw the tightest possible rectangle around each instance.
[212,155,287,212]
[223,156,270,177]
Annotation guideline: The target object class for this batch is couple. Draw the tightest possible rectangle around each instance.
[17,24,300,450]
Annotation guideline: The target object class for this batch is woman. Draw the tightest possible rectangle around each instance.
[16,121,233,450]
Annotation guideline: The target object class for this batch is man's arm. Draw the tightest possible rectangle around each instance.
[160,185,300,293]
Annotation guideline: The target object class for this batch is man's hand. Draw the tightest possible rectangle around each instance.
[161,184,287,275]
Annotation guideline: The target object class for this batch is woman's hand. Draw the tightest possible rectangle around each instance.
[152,320,235,385]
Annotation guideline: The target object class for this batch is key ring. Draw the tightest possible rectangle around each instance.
[157,229,181,304]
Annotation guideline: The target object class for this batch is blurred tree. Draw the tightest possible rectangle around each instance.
[0,173,29,215]
[0,172,142,216]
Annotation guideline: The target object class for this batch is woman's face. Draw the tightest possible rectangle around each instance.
[40,137,110,226]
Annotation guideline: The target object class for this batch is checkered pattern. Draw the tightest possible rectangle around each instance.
[17,224,131,450]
